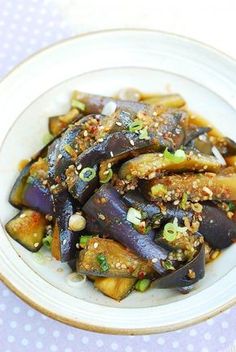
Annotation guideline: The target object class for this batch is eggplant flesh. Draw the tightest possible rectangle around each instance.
[77,237,155,278]
[94,277,136,301]
[119,152,221,181]
[5,209,47,252]
[156,244,205,288]
[83,184,169,274]
[142,172,236,202]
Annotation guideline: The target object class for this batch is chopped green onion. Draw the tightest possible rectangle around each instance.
[173,217,187,233]
[129,119,143,132]
[139,126,150,140]
[163,148,186,163]
[64,144,76,158]
[151,184,167,197]
[135,279,151,292]
[227,201,236,212]
[96,254,110,272]
[127,207,142,225]
[180,192,188,210]
[163,223,177,241]
[42,235,53,249]
[162,259,175,271]
[79,235,92,248]
[100,169,113,183]
[79,167,96,182]
[71,99,86,111]
[42,132,54,145]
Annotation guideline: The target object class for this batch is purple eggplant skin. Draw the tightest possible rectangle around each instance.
[200,204,236,249]
[71,131,158,204]
[74,92,154,115]
[52,188,78,262]
[73,109,186,205]
[23,177,53,215]
[83,183,171,275]
[9,162,33,208]
[123,190,190,225]
[184,127,211,146]
[156,244,205,288]
[123,190,163,224]
[67,165,99,205]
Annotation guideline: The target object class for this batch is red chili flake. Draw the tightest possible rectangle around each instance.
[138,271,146,279]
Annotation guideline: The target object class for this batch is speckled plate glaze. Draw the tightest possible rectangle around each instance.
[0,29,236,334]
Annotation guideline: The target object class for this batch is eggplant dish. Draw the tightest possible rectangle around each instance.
[6,88,236,301]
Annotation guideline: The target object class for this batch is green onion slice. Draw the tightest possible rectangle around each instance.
[162,259,175,271]
[79,167,96,182]
[139,126,150,140]
[79,235,92,248]
[42,235,53,249]
[135,279,151,292]
[180,192,188,210]
[151,184,167,197]
[100,169,113,184]
[71,99,86,111]
[163,223,177,242]
[163,148,186,163]
[96,254,110,272]
[127,207,142,225]
[129,119,143,132]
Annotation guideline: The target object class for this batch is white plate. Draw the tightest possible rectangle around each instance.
[0,29,236,334]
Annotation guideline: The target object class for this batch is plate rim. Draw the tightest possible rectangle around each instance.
[0,28,236,334]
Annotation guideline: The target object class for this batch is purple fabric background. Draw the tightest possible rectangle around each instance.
[0,1,235,351]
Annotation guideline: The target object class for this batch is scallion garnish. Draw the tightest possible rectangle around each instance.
[100,169,113,183]
[129,119,143,132]
[79,167,96,182]
[163,218,188,242]
[227,201,236,212]
[163,148,186,163]
[71,99,86,111]
[162,259,175,271]
[79,235,92,248]
[135,279,151,292]
[180,192,188,210]
[42,235,53,249]
[163,223,177,241]
[96,254,110,272]
[139,126,150,140]
[150,184,167,197]
[127,207,142,225]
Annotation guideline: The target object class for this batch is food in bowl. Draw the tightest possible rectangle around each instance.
[5,88,236,301]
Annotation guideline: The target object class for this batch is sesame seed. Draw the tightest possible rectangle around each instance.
[57,154,62,159]
[83,130,88,137]
[97,138,104,143]
[20,213,26,218]
[77,164,82,171]
[115,263,121,269]
[63,239,67,245]
[116,121,122,126]
[42,180,48,186]
[98,213,106,220]
[203,186,213,196]
[76,243,80,249]
[107,162,112,168]
[130,139,135,146]
[152,258,158,263]
[93,242,99,249]
[110,151,114,157]
[34,242,39,247]
[121,263,127,269]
